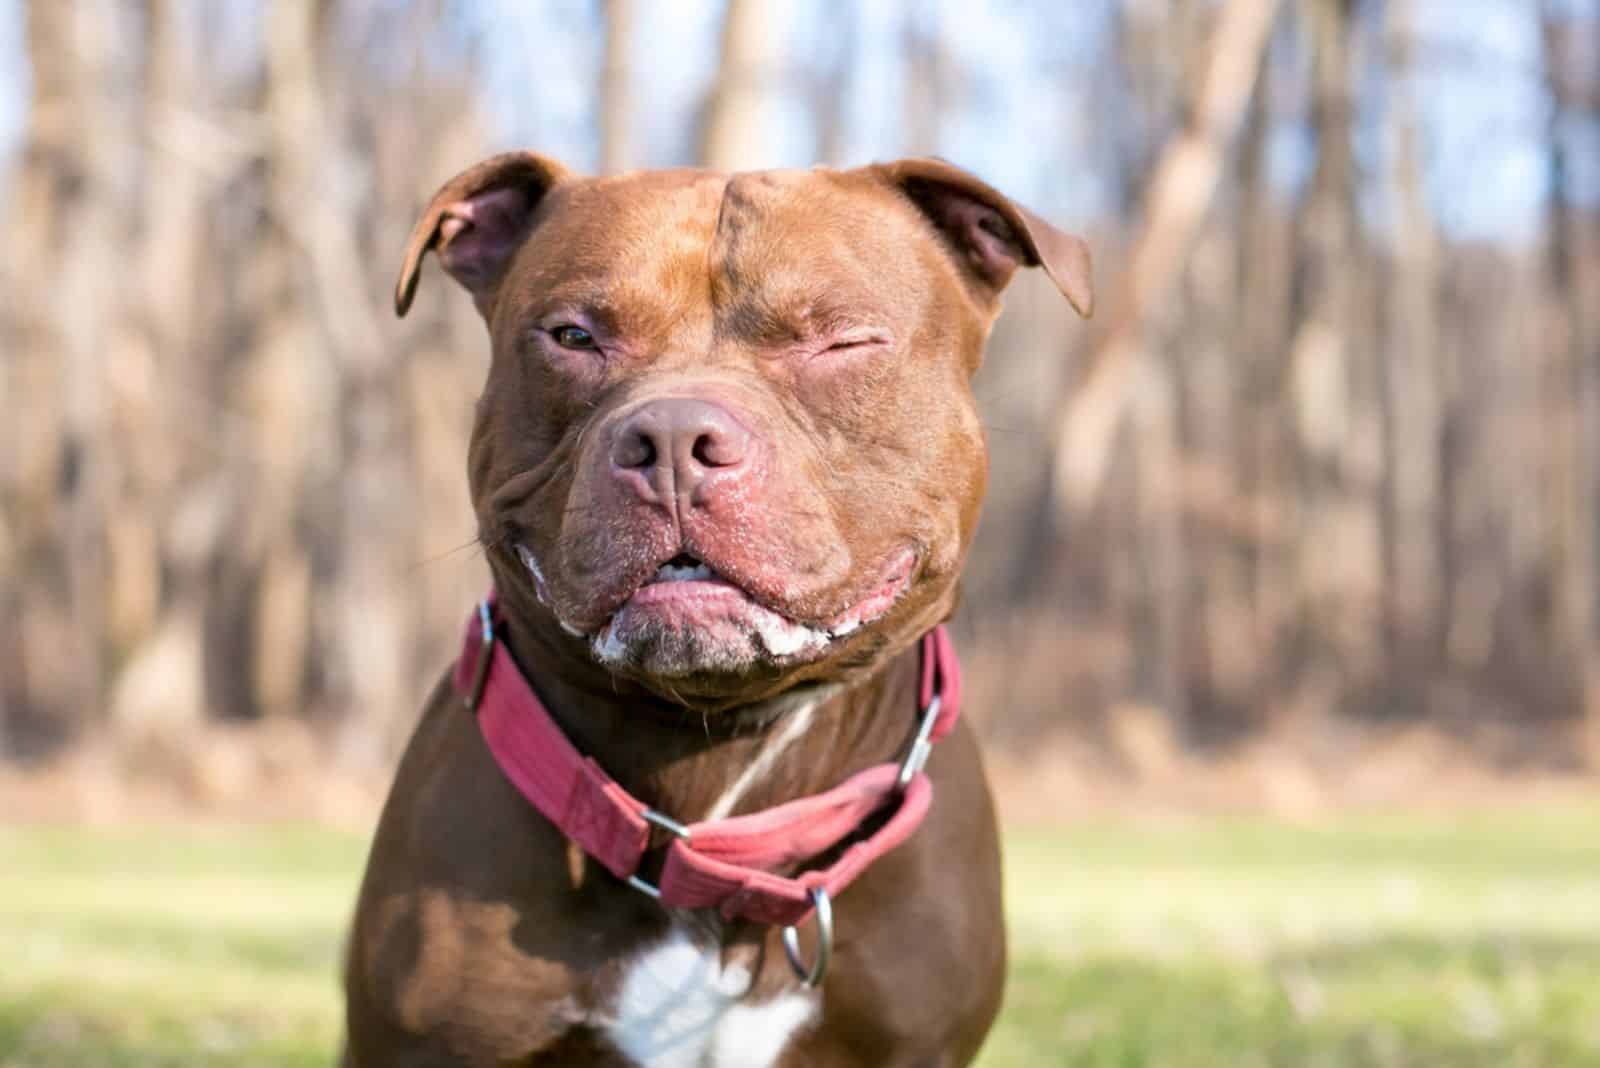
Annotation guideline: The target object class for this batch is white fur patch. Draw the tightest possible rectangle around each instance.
[750,612,830,658]
[517,543,547,588]
[704,699,818,821]
[518,543,586,637]
[592,624,630,665]
[706,994,819,1066]
[606,929,816,1068]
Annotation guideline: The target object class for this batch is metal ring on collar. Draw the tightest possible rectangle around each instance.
[896,693,942,789]
[781,887,833,988]
[463,600,496,712]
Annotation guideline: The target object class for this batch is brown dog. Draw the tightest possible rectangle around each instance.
[341,154,1090,1067]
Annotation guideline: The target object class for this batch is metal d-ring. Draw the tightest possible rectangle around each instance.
[624,808,692,901]
[781,887,833,988]
[896,693,941,789]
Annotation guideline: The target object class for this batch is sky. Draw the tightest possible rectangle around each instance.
[468,0,1582,239]
[0,0,17,158]
[0,0,1591,242]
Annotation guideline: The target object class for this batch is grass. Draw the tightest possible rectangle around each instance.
[3,806,1600,1066]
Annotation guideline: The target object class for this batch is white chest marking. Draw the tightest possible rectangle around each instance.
[704,699,818,821]
[606,930,817,1068]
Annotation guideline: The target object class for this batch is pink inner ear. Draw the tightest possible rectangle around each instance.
[968,210,1025,283]
[436,186,533,294]
[922,191,1026,289]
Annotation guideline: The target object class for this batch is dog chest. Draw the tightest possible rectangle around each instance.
[604,928,817,1068]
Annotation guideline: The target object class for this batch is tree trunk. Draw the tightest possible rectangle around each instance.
[0,0,82,753]
[1379,0,1440,666]
[599,0,635,174]
[702,0,788,171]
[4,0,143,748]
[1285,0,1380,696]
[1050,0,1282,516]
[1540,1,1600,749]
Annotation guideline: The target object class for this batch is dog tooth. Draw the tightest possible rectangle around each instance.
[654,562,713,582]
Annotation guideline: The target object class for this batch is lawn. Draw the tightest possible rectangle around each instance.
[3,805,1600,1066]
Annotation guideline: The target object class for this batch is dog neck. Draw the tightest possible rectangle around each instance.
[487,589,924,827]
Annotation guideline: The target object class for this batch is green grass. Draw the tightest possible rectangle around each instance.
[3,807,1600,1066]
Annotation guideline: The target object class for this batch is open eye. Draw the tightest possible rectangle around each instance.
[550,325,597,350]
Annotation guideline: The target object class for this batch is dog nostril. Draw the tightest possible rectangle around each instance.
[691,429,746,469]
[690,433,720,468]
[614,430,657,470]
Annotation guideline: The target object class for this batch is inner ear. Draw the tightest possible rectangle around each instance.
[902,179,1027,294]
[874,158,1093,318]
[434,186,537,298]
[394,152,572,318]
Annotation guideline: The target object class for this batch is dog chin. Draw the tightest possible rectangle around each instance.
[590,604,831,678]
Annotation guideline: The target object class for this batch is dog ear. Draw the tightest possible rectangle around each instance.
[870,158,1093,318]
[394,151,574,318]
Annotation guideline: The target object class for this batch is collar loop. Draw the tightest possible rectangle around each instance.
[454,594,962,934]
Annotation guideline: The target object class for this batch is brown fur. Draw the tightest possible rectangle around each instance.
[344,155,1090,1066]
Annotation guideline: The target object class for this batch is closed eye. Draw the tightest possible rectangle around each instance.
[825,334,890,353]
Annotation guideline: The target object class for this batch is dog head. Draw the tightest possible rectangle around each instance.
[397,154,1091,708]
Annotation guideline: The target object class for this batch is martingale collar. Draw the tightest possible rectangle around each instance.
[453,595,962,961]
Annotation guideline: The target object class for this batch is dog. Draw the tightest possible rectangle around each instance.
[341,152,1091,1067]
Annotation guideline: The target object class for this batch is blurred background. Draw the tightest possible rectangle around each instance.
[2,2,1599,1065]
[3,0,1598,809]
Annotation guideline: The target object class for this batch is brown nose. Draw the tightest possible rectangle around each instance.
[609,398,753,507]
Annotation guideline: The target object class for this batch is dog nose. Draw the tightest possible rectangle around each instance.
[609,398,753,506]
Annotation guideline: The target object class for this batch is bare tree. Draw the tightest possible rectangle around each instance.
[702,0,789,171]
[600,0,636,173]
[0,0,84,753]
[4,0,1599,780]
[1540,0,1600,749]
[4,0,143,745]
[1378,0,1441,662]
[1050,0,1282,516]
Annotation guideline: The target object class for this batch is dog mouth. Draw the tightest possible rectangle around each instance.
[649,554,718,584]
[514,544,915,675]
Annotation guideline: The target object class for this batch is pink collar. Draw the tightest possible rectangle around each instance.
[453,597,961,937]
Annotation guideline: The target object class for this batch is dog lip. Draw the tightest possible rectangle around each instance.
[602,546,918,649]
[614,558,773,617]
[818,547,917,634]
[627,576,747,608]
[521,540,917,649]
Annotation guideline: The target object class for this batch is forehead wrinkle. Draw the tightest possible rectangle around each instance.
[516,182,721,337]
[647,250,715,340]
[717,244,894,345]
[706,174,739,318]
[706,174,811,344]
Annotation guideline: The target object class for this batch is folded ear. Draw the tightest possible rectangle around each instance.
[394,151,574,318]
[869,157,1093,318]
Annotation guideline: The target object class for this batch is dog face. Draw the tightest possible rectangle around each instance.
[397,155,1090,706]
